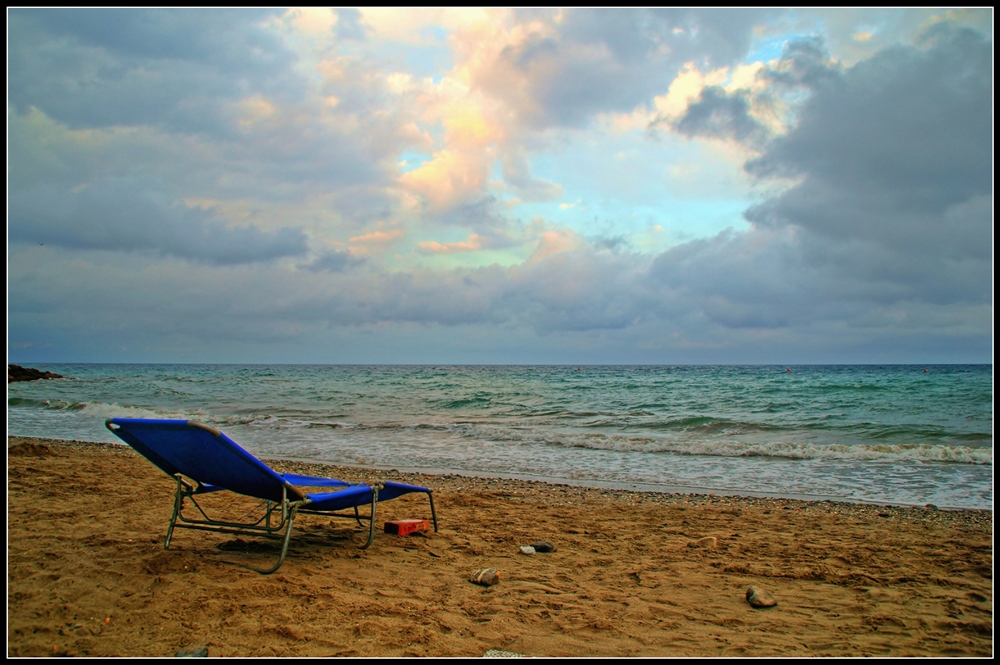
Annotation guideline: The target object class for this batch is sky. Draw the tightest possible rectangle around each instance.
[7,7,994,365]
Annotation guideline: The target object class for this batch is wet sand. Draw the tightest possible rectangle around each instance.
[7,436,993,657]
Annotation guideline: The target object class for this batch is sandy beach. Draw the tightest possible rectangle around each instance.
[7,436,993,658]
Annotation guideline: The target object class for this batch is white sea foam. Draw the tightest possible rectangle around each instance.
[549,433,993,464]
[73,400,193,421]
[448,423,992,465]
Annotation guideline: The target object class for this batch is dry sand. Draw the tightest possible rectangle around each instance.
[7,436,993,658]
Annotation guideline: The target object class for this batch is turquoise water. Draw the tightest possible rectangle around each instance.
[7,364,993,509]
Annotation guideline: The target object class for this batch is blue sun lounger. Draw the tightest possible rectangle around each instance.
[105,418,437,574]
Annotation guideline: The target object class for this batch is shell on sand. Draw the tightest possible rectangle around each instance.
[746,585,777,608]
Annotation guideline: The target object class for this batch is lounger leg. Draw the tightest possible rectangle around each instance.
[427,491,438,532]
[165,475,185,549]
[247,505,299,575]
[358,488,378,550]
[222,504,300,575]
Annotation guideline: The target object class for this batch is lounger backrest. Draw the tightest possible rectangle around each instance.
[106,418,296,502]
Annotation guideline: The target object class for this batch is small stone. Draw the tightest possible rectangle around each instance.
[688,536,717,548]
[176,645,209,657]
[520,546,536,555]
[470,568,501,586]
[530,541,556,553]
[746,585,777,608]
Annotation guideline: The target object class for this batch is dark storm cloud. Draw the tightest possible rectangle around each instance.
[296,246,657,336]
[302,250,366,273]
[761,36,842,90]
[650,24,992,334]
[19,8,284,61]
[647,229,803,331]
[9,178,308,265]
[665,36,840,147]
[434,197,523,244]
[8,8,303,134]
[505,249,654,333]
[673,87,769,146]
[745,25,992,265]
[487,8,775,128]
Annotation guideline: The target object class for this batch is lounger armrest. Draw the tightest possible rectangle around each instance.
[377,480,432,501]
[280,473,351,489]
[193,482,227,494]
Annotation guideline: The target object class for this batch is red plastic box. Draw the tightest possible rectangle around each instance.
[384,519,430,536]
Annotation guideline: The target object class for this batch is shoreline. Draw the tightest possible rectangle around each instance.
[9,435,993,657]
[11,435,993,513]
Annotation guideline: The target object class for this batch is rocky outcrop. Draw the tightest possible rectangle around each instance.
[8,364,64,383]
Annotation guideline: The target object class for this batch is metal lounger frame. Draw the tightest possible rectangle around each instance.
[105,418,438,574]
[164,474,438,574]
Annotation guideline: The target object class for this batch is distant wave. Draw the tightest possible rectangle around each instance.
[288,417,994,465]
[8,398,194,421]
[549,434,993,465]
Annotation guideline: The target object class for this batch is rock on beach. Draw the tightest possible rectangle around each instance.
[746,585,778,608]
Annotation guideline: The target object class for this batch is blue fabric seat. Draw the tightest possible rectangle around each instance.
[106,418,437,573]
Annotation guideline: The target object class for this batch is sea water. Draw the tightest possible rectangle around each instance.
[6,364,993,510]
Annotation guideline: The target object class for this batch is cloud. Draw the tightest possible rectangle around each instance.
[400,147,495,211]
[348,229,406,255]
[672,86,770,147]
[646,24,992,339]
[8,178,308,265]
[8,8,302,135]
[745,25,992,267]
[459,8,774,130]
[499,147,563,202]
[302,249,365,273]
[394,88,508,211]
[761,36,842,90]
[333,8,368,41]
[417,234,484,255]
[661,37,842,147]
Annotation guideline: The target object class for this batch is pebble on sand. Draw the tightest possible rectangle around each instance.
[176,645,209,657]
[746,585,778,608]
[688,536,717,548]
